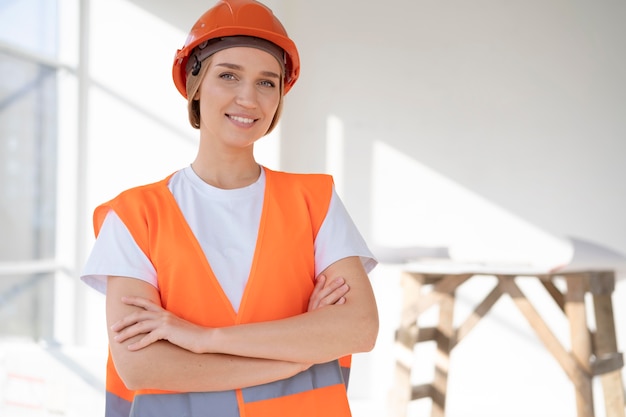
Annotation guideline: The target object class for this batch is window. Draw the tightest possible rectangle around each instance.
[0,0,59,340]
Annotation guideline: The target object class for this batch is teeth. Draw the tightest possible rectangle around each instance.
[230,115,254,124]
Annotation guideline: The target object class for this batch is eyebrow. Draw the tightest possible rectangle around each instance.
[215,62,281,79]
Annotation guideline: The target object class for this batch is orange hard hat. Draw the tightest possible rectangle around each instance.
[172,0,300,98]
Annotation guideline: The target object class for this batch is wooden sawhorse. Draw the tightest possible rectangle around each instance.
[390,267,625,417]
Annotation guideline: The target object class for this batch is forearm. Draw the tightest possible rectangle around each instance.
[111,335,306,392]
[205,257,379,363]
[208,302,378,364]
[106,276,306,392]
[107,256,379,378]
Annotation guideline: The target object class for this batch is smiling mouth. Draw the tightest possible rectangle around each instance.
[228,114,256,125]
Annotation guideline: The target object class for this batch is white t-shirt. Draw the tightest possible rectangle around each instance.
[81,166,376,312]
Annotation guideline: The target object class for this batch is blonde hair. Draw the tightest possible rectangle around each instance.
[185,56,285,135]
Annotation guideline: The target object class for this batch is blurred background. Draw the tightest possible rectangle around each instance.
[1,0,625,416]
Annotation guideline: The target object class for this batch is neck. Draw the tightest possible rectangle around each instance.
[190,155,261,190]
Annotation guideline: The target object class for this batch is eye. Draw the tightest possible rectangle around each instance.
[219,72,237,81]
[259,79,276,88]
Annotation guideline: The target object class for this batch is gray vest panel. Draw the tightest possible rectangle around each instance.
[242,360,344,403]
[130,390,239,417]
[123,360,345,417]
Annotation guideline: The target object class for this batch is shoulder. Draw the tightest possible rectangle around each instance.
[106,173,176,208]
[93,173,176,235]
[114,174,174,204]
[263,168,335,232]
[263,167,334,195]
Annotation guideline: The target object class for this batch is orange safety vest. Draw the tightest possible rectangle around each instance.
[93,167,353,417]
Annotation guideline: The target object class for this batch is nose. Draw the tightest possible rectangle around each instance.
[235,81,258,108]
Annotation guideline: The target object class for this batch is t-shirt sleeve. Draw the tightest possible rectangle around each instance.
[80,209,158,294]
[314,187,378,276]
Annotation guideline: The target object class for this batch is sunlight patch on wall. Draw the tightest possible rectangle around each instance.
[86,1,196,204]
[90,0,187,129]
[325,114,345,194]
[371,140,571,269]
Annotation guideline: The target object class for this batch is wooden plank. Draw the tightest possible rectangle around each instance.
[411,383,434,400]
[392,272,466,417]
[417,274,471,316]
[390,271,426,417]
[395,326,418,350]
[540,278,565,312]
[597,372,626,417]
[431,290,455,417]
[432,274,472,294]
[588,271,615,295]
[390,353,413,417]
[496,276,592,402]
[564,274,595,417]
[397,271,424,333]
[453,284,503,348]
[592,353,624,376]
[392,269,625,417]
[396,325,438,345]
[417,326,438,343]
[590,271,625,417]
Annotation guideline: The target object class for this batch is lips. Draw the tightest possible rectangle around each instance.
[228,114,256,125]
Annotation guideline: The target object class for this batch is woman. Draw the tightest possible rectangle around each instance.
[81,1,379,416]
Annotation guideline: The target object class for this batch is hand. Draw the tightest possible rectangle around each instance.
[111,296,209,353]
[307,275,350,312]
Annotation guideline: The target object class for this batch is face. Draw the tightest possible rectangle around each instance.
[195,47,282,149]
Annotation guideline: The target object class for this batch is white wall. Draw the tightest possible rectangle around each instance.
[81,1,626,416]
[281,0,626,259]
[276,1,626,416]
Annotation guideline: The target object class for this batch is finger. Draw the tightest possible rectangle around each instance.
[308,275,327,311]
[113,320,155,343]
[112,310,164,340]
[127,332,160,351]
[110,310,156,332]
[326,277,346,291]
[121,296,163,312]
[308,276,350,311]
[313,275,327,294]
[315,277,345,300]
[320,283,349,306]
[111,316,136,332]
[332,283,349,297]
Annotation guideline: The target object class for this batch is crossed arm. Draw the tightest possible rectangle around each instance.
[106,256,379,392]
